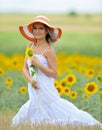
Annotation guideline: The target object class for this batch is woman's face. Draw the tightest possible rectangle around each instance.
[32,22,47,40]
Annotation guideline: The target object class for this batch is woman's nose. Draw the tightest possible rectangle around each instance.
[36,29,40,33]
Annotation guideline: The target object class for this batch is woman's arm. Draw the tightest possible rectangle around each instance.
[23,57,39,89]
[31,48,58,78]
[23,57,31,82]
[23,43,33,82]
[23,43,39,89]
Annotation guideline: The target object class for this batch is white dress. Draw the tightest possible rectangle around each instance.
[12,51,102,128]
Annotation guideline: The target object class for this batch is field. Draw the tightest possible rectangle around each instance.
[0,113,101,130]
[0,13,102,130]
[0,14,102,56]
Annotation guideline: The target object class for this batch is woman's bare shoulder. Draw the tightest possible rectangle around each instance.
[46,46,56,58]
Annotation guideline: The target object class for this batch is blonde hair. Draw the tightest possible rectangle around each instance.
[46,28,57,44]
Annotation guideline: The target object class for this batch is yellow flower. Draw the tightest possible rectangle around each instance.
[10,54,24,71]
[5,77,13,85]
[84,93,90,100]
[0,68,5,76]
[85,82,98,95]
[19,86,27,94]
[63,86,71,96]
[25,47,38,77]
[10,57,20,70]
[78,88,83,93]
[60,78,66,87]
[54,80,59,88]
[11,58,19,66]
[56,85,64,96]
[66,74,76,85]
[25,48,34,59]
[70,91,77,99]
[85,68,95,78]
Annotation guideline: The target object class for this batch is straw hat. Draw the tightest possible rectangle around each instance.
[19,16,62,43]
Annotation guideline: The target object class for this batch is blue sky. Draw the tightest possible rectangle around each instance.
[0,0,102,14]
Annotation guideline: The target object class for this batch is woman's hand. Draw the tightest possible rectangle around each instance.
[31,56,40,67]
[29,77,39,90]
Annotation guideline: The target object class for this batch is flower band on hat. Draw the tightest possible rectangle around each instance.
[19,16,62,43]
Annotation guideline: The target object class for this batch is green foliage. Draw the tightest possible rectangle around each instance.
[68,11,78,16]
[0,14,102,56]
[0,71,28,112]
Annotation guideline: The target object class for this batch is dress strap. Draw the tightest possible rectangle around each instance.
[31,43,34,48]
[41,47,49,56]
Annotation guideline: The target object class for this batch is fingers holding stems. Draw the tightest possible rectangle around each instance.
[30,78,39,90]
[32,81,39,90]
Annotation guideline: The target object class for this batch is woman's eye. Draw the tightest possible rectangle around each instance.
[40,28,44,30]
[33,27,45,30]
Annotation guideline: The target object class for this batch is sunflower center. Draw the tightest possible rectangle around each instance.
[72,93,75,96]
[8,79,11,82]
[28,50,33,56]
[61,82,66,86]
[88,85,94,92]
[54,83,57,87]
[57,88,61,93]
[65,89,69,93]
[22,89,25,92]
[13,61,17,65]
[68,77,73,82]
[89,71,93,75]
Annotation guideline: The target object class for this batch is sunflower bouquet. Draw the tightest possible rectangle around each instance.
[25,48,38,78]
[25,48,40,110]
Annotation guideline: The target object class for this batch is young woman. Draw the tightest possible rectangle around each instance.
[12,16,102,128]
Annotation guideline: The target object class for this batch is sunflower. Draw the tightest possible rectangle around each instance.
[19,86,27,94]
[54,80,59,88]
[11,57,19,66]
[85,82,98,95]
[78,88,83,94]
[63,86,71,96]
[10,57,20,71]
[84,93,90,100]
[65,73,76,85]
[25,48,34,59]
[85,68,95,78]
[60,78,66,87]
[70,91,77,99]
[25,47,38,77]
[55,85,64,96]
[5,77,13,85]
[0,68,5,76]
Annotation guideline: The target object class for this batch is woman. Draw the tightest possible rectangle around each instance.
[12,16,102,128]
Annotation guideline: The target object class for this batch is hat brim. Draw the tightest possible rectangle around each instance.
[19,20,62,43]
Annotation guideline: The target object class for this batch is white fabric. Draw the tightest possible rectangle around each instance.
[12,54,102,127]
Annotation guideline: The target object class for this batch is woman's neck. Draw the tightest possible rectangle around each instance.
[35,39,48,47]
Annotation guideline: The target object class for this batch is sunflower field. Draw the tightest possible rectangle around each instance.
[0,14,102,129]
[0,52,102,122]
